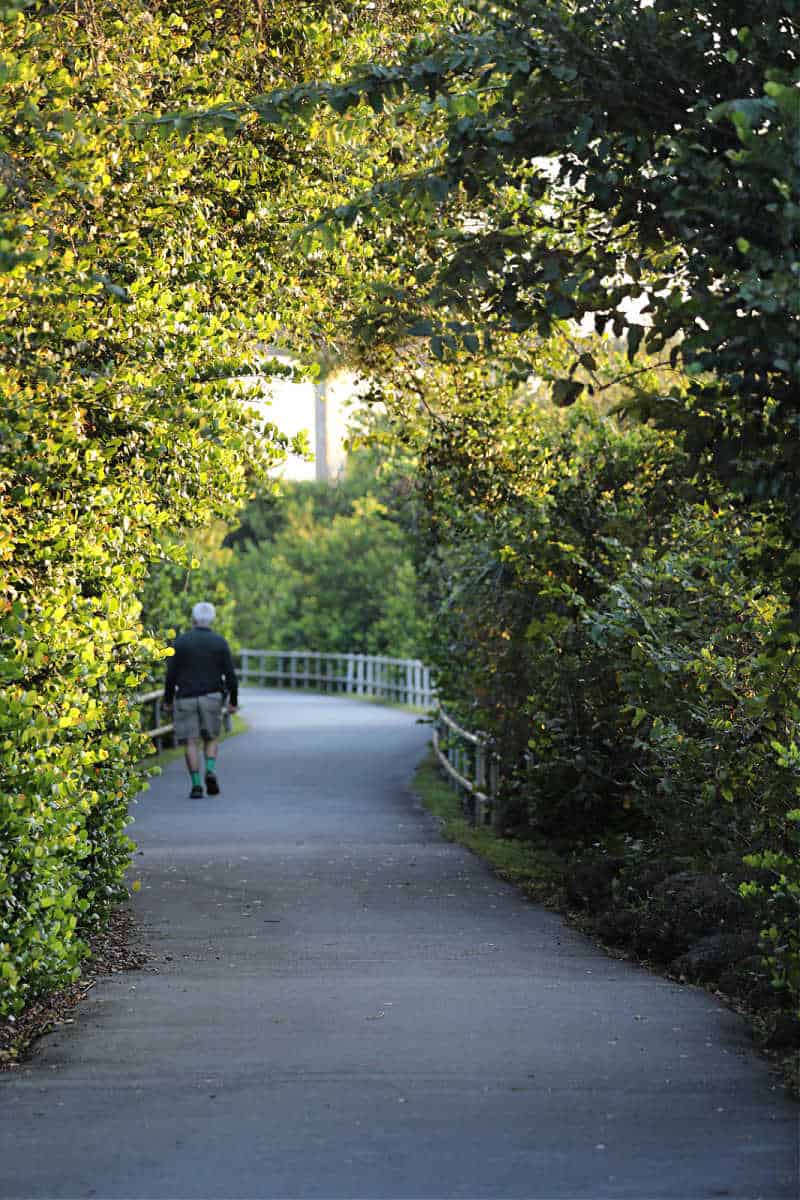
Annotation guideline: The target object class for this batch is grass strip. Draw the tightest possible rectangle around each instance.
[413,752,566,907]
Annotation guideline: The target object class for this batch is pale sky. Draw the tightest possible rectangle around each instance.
[247,367,359,481]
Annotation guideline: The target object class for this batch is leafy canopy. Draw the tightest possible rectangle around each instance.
[173,2,798,510]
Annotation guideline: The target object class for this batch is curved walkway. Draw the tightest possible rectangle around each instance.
[1,689,797,1199]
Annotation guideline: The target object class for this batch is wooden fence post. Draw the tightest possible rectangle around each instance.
[475,744,488,826]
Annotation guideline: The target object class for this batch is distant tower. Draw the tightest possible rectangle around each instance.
[313,375,329,482]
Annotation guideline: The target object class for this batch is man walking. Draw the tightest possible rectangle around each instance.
[163,602,239,798]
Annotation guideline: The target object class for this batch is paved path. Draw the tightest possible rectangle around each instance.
[1,690,797,1199]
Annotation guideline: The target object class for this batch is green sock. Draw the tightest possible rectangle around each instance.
[191,771,202,787]
[206,757,216,774]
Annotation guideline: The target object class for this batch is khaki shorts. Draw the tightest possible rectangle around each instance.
[173,693,224,742]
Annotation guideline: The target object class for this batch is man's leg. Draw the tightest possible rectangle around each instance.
[203,738,220,793]
[198,694,225,795]
[184,738,204,796]
[174,698,205,797]
[184,738,202,774]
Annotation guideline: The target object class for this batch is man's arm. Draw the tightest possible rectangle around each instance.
[222,642,238,710]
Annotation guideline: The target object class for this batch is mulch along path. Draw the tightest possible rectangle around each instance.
[0,905,147,1070]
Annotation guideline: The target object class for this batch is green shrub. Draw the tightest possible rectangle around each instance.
[0,2,275,1016]
[230,492,427,656]
[741,811,800,1016]
[141,524,239,650]
[405,380,800,1012]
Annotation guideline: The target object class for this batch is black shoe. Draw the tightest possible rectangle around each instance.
[189,783,204,799]
[205,773,220,795]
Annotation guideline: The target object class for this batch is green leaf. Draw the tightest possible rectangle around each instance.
[551,379,583,407]
[626,326,644,362]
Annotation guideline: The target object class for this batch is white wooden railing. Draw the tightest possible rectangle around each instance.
[237,649,435,708]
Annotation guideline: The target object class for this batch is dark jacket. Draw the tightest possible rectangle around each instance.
[163,626,238,707]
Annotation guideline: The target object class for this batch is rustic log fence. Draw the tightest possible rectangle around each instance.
[432,707,499,827]
[137,688,174,753]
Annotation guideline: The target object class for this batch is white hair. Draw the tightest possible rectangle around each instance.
[191,601,216,627]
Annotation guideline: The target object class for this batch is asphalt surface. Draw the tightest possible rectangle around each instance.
[1,688,798,1200]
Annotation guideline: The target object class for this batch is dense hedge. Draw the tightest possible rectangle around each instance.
[1,0,433,1020]
[0,2,279,1017]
